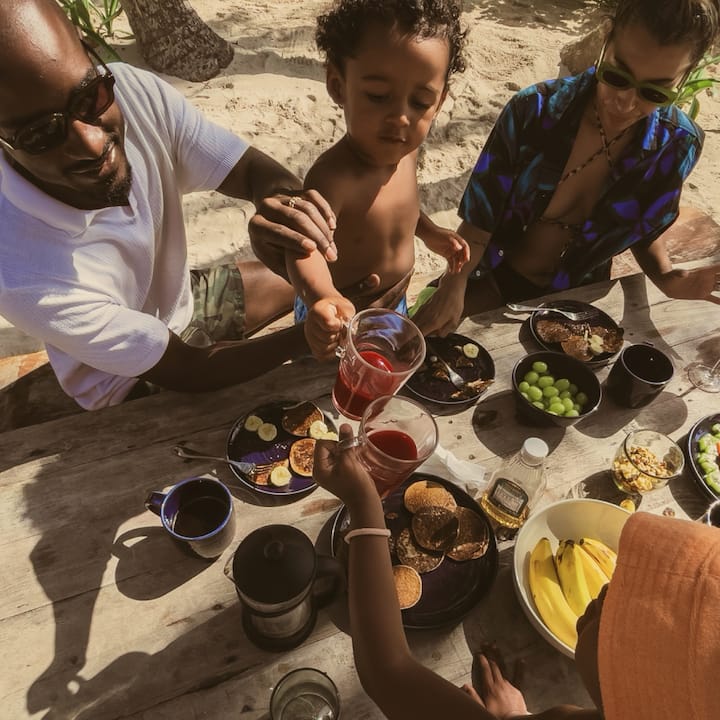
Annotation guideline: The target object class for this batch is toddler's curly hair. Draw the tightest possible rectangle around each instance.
[316,0,466,78]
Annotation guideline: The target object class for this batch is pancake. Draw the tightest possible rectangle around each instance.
[289,437,316,477]
[561,334,593,361]
[403,480,457,514]
[281,401,324,437]
[393,565,422,609]
[411,506,459,552]
[535,319,574,343]
[447,507,490,561]
[396,528,444,574]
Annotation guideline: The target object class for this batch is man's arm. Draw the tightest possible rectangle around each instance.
[140,324,308,392]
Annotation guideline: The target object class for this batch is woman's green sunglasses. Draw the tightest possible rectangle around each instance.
[595,41,687,106]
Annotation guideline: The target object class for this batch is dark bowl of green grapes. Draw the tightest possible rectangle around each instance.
[511,351,602,427]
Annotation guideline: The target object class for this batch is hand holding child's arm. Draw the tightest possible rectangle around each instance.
[416,212,470,274]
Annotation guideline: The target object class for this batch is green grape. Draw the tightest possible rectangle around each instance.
[532,361,548,374]
[524,371,539,384]
[537,375,555,389]
[520,391,529,400]
[527,385,543,401]
[532,401,545,410]
[518,380,530,393]
[549,401,565,414]
[554,378,570,392]
[542,386,559,398]
[562,397,574,412]
[565,409,580,417]
[559,390,571,399]
[576,391,588,406]
[569,383,578,395]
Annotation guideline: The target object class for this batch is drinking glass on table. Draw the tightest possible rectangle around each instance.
[687,358,720,393]
[337,395,438,498]
[332,308,426,420]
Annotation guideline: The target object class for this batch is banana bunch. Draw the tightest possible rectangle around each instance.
[527,536,617,650]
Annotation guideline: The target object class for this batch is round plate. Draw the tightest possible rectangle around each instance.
[405,334,495,405]
[226,400,336,496]
[684,413,720,501]
[330,473,498,629]
[529,300,623,367]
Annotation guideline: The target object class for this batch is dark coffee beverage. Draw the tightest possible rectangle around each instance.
[623,345,673,383]
[173,496,229,537]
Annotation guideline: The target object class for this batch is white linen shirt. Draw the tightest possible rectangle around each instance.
[0,63,248,409]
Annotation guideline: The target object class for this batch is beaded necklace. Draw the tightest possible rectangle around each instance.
[539,102,631,245]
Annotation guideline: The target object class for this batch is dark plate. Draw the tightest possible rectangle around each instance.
[684,413,720,501]
[529,300,622,367]
[405,334,495,405]
[226,400,336,496]
[330,473,498,629]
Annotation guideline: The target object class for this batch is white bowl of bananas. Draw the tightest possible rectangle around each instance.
[512,499,631,657]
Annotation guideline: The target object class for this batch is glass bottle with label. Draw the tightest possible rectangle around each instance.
[480,438,549,529]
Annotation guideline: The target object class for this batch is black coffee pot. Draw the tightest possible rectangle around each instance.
[228,524,344,651]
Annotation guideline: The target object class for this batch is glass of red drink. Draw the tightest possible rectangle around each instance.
[332,308,426,420]
[341,395,439,498]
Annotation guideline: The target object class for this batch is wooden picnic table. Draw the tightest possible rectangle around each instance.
[1,271,718,720]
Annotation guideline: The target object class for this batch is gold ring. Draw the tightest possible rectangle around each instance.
[288,196,298,209]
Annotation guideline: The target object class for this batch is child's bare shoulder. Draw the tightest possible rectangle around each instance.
[304,140,371,209]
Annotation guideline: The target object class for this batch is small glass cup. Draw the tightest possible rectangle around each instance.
[611,429,684,494]
[338,395,438,498]
[703,499,720,527]
[332,308,426,420]
[270,667,340,720]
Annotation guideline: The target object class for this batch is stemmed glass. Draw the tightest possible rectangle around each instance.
[687,358,720,393]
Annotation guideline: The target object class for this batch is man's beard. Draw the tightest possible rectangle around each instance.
[103,161,132,206]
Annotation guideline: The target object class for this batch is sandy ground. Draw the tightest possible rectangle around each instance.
[0,0,718,358]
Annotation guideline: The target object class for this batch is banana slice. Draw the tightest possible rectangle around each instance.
[322,430,339,441]
[244,414,263,432]
[257,422,278,442]
[308,419,329,439]
[269,465,292,487]
[462,343,479,359]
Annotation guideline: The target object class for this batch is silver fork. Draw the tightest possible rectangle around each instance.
[506,303,595,322]
[172,445,274,477]
[425,339,468,391]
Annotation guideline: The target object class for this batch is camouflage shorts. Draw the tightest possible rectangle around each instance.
[180,264,246,348]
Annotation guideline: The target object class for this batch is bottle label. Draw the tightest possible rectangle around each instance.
[488,478,529,518]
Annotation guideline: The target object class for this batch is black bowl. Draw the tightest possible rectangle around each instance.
[684,413,720,501]
[512,351,602,427]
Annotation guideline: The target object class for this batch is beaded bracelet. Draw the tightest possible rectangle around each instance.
[344,527,392,544]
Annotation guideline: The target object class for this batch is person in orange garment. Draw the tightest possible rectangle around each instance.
[314,425,720,720]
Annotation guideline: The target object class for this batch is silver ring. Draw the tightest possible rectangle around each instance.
[287,196,298,209]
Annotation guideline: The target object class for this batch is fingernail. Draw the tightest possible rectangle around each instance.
[326,247,338,262]
[301,240,315,253]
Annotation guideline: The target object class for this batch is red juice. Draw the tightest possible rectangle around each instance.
[363,430,420,497]
[332,350,396,419]
[368,430,418,460]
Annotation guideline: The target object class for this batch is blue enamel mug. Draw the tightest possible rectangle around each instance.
[144,476,236,559]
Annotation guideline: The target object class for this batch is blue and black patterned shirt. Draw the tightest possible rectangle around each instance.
[459,67,704,290]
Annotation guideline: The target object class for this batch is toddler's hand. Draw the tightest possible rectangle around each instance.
[422,227,470,274]
[304,295,356,360]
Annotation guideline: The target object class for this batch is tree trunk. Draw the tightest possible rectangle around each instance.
[120,0,233,82]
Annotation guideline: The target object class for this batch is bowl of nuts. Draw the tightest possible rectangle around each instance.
[612,429,684,494]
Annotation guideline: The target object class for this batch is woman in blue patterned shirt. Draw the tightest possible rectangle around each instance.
[415,0,720,337]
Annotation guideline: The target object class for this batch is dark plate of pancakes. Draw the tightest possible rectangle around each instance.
[330,473,499,629]
[529,300,623,367]
[405,333,495,406]
[226,400,337,496]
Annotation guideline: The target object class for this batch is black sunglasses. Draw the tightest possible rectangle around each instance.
[0,43,115,155]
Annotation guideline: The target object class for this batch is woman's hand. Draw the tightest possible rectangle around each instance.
[313,424,378,509]
[461,648,528,719]
[412,275,467,337]
[657,264,720,304]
